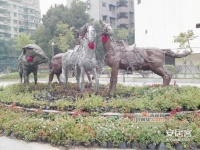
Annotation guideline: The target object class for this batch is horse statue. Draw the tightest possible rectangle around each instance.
[99,20,192,93]
[48,52,101,88]
[62,24,99,93]
[18,44,48,87]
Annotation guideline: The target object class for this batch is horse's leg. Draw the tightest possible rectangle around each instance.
[62,65,68,91]
[23,70,29,89]
[91,68,99,94]
[33,70,38,89]
[151,66,172,86]
[48,72,54,89]
[57,74,62,84]
[76,65,81,90]
[19,71,23,83]
[109,66,119,93]
[86,71,92,88]
[80,67,85,91]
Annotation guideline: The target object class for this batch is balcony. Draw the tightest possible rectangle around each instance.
[0,29,9,33]
[0,13,8,18]
[0,0,8,2]
[117,18,129,25]
[0,5,7,9]
[27,26,36,30]
[117,7,128,13]
[109,0,116,6]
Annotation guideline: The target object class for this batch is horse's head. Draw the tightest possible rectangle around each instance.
[22,44,48,65]
[99,20,114,36]
[23,47,35,63]
[85,25,96,43]
[78,23,89,37]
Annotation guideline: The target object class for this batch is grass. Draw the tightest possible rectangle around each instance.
[0,72,49,80]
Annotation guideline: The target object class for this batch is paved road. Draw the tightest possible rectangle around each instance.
[1,75,200,87]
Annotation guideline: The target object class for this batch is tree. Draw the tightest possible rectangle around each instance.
[93,21,105,61]
[0,39,15,55]
[114,28,129,41]
[65,2,90,29]
[31,25,52,57]
[174,30,198,52]
[127,28,135,45]
[52,22,76,52]
[34,3,90,57]
[42,4,66,37]
[114,28,135,44]
[15,33,35,51]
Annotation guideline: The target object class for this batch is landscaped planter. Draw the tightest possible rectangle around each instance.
[0,83,200,149]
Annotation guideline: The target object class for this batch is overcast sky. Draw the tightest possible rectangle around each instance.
[40,0,66,16]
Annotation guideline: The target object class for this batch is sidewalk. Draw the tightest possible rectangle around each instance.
[0,136,64,150]
[0,136,133,150]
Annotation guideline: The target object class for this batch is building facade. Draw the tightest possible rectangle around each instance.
[67,0,134,29]
[0,0,41,40]
[134,0,200,50]
[134,0,200,69]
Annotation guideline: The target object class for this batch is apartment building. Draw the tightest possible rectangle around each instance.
[67,0,134,29]
[0,0,41,40]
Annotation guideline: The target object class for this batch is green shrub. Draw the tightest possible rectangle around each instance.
[164,65,180,78]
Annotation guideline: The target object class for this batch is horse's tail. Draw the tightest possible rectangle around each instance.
[162,49,192,58]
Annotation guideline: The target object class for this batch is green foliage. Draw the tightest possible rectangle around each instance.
[31,25,52,58]
[0,72,48,80]
[173,30,198,52]
[52,22,76,52]
[0,106,199,148]
[114,28,135,45]
[0,39,16,55]
[103,66,112,77]
[114,28,129,40]
[14,33,35,51]
[34,3,89,56]
[93,21,105,60]
[65,2,90,29]
[164,65,180,78]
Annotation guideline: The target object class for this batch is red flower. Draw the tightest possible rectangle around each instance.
[176,107,181,112]
[88,42,95,49]
[170,110,176,115]
[27,56,34,62]
[101,35,108,42]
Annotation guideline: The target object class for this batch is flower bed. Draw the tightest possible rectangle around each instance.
[0,83,200,149]
[0,104,200,149]
[0,83,200,113]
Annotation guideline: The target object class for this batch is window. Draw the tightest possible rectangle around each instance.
[102,2,106,7]
[13,13,17,17]
[13,20,17,24]
[13,5,17,9]
[138,0,141,4]
[102,15,107,21]
[196,23,200,28]
[14,27,18,32]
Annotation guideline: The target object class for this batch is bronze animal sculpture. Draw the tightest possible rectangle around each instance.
[100,20,192,93]
[48,52,100,88]
[62,24,99,93]
[18,44,48,87]
[48,53,64,85]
